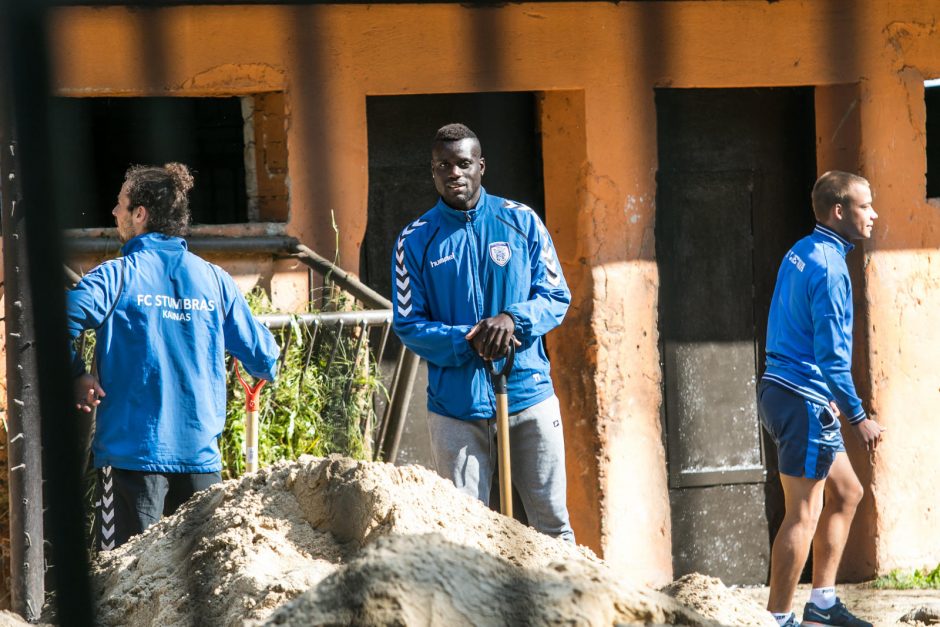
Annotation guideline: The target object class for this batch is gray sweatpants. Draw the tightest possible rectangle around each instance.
[427,394,575,542]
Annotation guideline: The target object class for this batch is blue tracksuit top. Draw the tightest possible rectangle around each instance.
[762,224,867,424]
[66,232,280,472]
[392,188,570,421]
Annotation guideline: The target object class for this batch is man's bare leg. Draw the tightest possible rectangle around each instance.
[767,472,827,613]
[811,452,864,588]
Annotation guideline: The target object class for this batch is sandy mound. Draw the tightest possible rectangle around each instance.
[661,573,777,626]
[258,532,713,626]
[902,605,940,625]
[91,456,757,626]
[0,611,40,627]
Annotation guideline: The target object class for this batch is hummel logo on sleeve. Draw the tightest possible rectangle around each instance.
[395,219,427,317]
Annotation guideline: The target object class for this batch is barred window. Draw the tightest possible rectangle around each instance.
[55,94,288,228]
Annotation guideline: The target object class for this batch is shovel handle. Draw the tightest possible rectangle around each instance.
[234,360,267,473]
[488,343,515,517]
[487,343,515,391]
[495,392,512,518]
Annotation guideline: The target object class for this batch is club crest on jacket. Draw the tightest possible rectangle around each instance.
[489,242,511,266]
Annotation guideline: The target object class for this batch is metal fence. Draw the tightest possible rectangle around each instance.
[66,236,419,464]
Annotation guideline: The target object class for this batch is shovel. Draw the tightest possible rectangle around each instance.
[234,359,267,473]
[488,343,516,517]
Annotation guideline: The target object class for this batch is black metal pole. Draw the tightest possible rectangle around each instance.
[1,0,94,623]
[65,234,300,256]
[1,95,46,624]
[293,243,392,310]
[380,347,421,463]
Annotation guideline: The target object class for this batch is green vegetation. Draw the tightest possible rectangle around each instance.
[871,564,940,589]
[219,288,385,479]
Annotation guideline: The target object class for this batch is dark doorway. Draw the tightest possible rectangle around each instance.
[655,87,816,584]
[362,92,544,300]
[362,92,544,469]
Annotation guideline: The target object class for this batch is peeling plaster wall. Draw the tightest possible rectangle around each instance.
[22,0,940,584]
[867,251,940,572]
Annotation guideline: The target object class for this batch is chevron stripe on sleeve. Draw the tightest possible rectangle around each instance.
[394,219,427,318]
[99,465,116,551]
[534,218,562,287]
[501,200,561,287]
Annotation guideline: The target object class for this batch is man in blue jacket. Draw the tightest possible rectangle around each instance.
[392,123,573,542]
[68,163,279,549]
[759,171,884,627]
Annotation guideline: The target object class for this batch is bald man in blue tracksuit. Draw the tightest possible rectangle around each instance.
[759,171,884,627]
[392,123,573,542]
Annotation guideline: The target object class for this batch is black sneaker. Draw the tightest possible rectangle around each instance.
[802,599,872,627]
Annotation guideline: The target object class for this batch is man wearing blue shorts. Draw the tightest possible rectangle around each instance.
[759,171,884,627]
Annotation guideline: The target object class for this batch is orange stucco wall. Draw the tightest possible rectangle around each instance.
[33,1,940,584]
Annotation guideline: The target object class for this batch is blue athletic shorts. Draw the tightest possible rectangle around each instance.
[758,379,845,480]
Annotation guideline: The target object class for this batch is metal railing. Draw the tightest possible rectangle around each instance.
[65,235,418,463]
[288,242,418,463]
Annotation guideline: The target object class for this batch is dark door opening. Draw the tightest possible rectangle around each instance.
[655,87,816,584]
[362,92,544,471]
[362,92,544,300]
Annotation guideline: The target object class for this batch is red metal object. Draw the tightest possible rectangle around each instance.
[234,359,266,472]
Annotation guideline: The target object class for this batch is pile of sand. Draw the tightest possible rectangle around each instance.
[661,574,776,627]
[89,456,771,626]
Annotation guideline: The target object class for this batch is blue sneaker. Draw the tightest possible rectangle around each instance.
[802,599,872,627]
[779,612,801,627]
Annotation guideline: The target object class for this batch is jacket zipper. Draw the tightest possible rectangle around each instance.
[464,211,495,412]
[465,212,484,321]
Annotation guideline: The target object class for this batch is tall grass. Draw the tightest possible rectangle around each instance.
[219,288,385,478]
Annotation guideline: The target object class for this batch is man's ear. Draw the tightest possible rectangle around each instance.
[134,205,149,226]
[832,203,844,221]
[479,156,485,176]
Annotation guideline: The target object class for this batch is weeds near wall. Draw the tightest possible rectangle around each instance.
[219,289,385,479]
[872,564,940,589]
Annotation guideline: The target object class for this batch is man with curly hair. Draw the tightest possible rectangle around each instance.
[67,163,279,549]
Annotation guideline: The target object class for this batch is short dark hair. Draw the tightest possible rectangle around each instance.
[811,170,869,221]
[124,163,194,237]
[434,123,479,145]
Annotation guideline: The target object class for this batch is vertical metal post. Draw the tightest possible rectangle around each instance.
[379,347,421,463]
[1,0,94,623]
[1,121,45,623]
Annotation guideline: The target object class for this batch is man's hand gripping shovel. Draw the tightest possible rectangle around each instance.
[234,360,267,473]
[489,343,515,517]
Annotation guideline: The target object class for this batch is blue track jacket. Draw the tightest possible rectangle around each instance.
[67,233,279,472]
[392,189,570,421]
[763,224,866,424]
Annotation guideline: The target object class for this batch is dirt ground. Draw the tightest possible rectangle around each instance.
[11,455,938,626]
[739,584,940,626]
[86,456,725,626]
